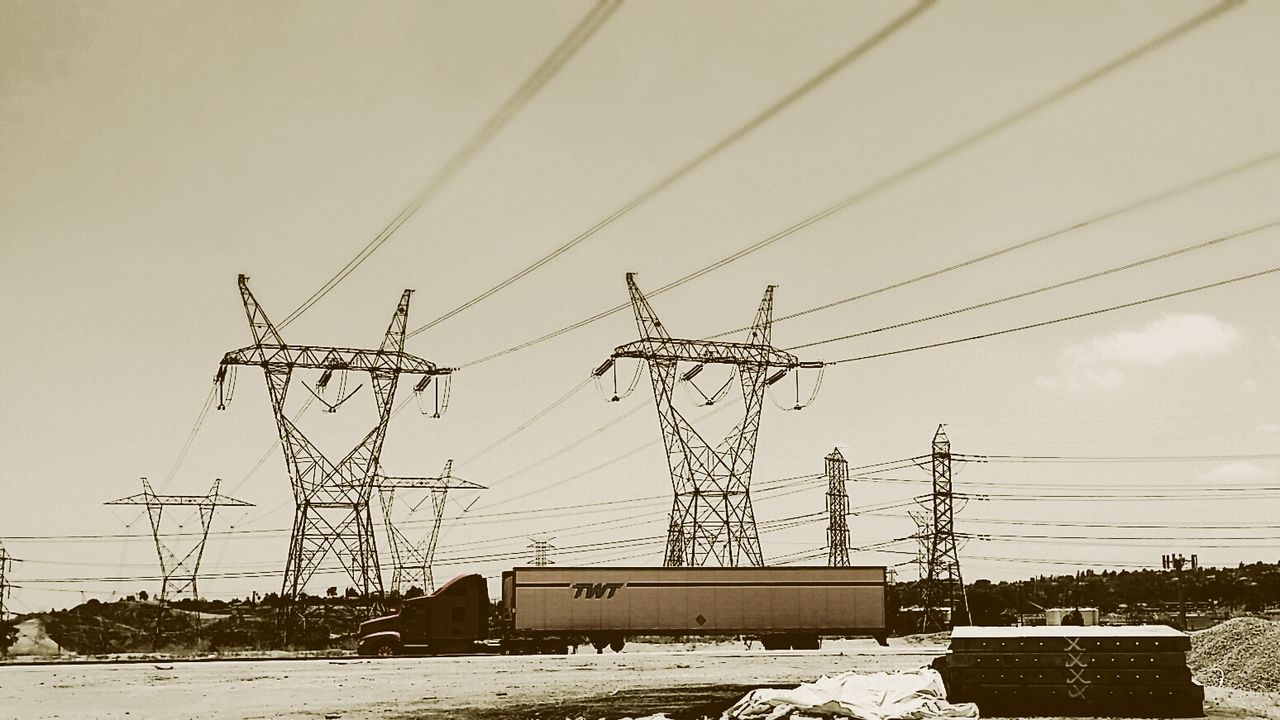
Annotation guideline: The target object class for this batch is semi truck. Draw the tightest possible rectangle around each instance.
[356,565,888,656]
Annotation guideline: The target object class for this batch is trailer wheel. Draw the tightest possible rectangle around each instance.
[760,635,790,651]
[609,637,626,653]
[791,634,820,650]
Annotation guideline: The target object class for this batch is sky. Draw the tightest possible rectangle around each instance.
[2,0,1279,612]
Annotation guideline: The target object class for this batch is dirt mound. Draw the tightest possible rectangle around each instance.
[8,618,66,657]
[1187,617,1280,692]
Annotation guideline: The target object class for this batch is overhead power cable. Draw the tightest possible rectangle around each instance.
[959,491,1279,502]
[457,376,594,468]
[459,0,1241,368]
[403,0,936,340]
[722,149,1280,339]
[824,265,1280,364]
[787,218,1280,352]
[955,452,1280,463]
[905,515,1280,531]
[278,0,622,327]
[158,385,218,492]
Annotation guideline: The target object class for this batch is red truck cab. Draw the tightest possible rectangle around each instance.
[357,574,489,656]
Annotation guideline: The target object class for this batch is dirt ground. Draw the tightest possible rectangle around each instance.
[0,639,1275,720]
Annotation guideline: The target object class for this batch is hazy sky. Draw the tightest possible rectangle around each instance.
[3,0,1279,611]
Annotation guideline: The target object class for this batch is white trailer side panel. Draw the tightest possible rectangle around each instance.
[509,566,886,635]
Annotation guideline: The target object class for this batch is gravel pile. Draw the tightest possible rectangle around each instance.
[1187,617,1280,692]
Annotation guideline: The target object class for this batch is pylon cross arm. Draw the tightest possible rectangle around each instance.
[220,345,449,376]
[376,475,486,490]
[612,338,807,368]
[106,493,253,507]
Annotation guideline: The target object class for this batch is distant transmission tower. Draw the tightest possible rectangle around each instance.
[598,273,821,567]
[377,460,484,595]
[105,478,252,600]
[529,537,555,567]
[908,509,930,582]
[920,425,967,631]
[216,274,452,606]
[0,542,15,624]
[825,448,850,567]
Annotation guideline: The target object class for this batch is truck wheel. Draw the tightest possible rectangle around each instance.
[609,637,626,653]
[591,636,609,653]
[373,640,400,657]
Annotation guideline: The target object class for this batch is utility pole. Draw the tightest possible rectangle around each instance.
[598,273,821,567]
[1163,553,1198,631]
[376,460,484,595]
[0,542,15,621]
[825,448,850,567]
[921,425,966,631]
[0,542,14,657]
[216,274,452,613]
[529,537,555,567]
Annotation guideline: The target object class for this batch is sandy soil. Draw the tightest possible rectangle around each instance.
[0,639,1272,720]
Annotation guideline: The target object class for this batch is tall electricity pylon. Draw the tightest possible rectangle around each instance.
[105,478,252,600]
[376,460,484,595]
[216,274,452,604]
[920,425,967,630]
[599,273,821,567]
[825,448,850,567]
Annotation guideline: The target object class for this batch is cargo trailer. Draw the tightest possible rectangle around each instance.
[357,565,888,656]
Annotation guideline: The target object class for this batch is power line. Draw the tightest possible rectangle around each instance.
[965,532,1280,543]
[940,517,1280,531]
[825,265,1280,364]
[456,376,594,468]
[278,0,621,327]
[159,385,218,491]
[787,218,1280,352]
[725,150,1280,339]
[458,0,1242,368]
[956,452,1280,463]
[402,0,936,340]
[960,491,1279,502]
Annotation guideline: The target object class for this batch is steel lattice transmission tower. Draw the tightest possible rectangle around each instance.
[105,478,252,600]
[920,425,968,630]
[377,460,484,595]
[216,274,452,604]
[599,273,821,567]
[528,537,555,567]
[825,448,851,567]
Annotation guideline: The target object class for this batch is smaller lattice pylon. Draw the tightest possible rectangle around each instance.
[825,448,850,567]
[528,537,555,567]
[375,461,484,595]
[105,478,253,601]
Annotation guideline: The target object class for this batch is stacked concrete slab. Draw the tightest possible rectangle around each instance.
[942,625,1204,717]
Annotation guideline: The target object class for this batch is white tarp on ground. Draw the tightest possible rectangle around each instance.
[724,668,978,720]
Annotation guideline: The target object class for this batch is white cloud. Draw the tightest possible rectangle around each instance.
[1038,313,1240,390]
[1200,461,1276,483]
